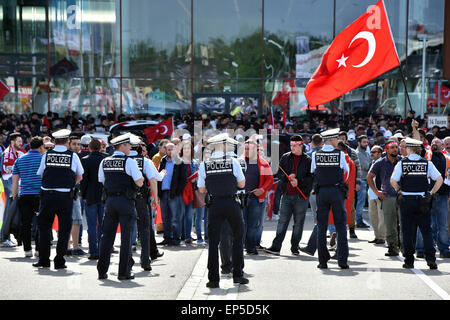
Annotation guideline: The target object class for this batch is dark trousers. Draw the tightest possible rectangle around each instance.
[135,197,151,266]
[37,192,73,266]
[18,194,40,252]
[400,197,436,266]
[149,215,158,259]
[316,186,348,265]
[219,220,232,272]
[271,194,309,251]
[97,196,137,277]
[208,197,244,282]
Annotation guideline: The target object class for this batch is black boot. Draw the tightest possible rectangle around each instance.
[349,228,357,239]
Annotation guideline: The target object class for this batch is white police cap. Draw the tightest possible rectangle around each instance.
[130,134,141,147]
[207,133,238,145]
[110,132,132,146]
[320,128,340,139]
[52,129,71,139]
[404,137,423,147]
[80,135,92,146]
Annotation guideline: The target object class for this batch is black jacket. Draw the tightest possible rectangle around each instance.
[158,156,187,199]
[431,152,450,195]
[80,151,108,205]
[276,152,313,196]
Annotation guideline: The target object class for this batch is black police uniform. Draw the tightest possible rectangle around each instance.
[204,155,245,284]
[97,154,138,279]
[314,148,349,268]
[397,158,436,267]
[219,155,246,274]
[36,149,76,268]
[129,154,152,269]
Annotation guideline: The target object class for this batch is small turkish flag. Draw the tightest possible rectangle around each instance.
[0,80,10,101]
[434,83,450,105]
[144,118,174,144]
[305,0,400,106]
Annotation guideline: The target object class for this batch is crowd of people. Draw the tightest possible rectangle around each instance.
[0,107,449,280]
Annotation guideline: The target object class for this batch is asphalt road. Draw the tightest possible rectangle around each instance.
[0,210,449,301]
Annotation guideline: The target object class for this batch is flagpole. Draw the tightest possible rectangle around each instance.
[398,65,413,114]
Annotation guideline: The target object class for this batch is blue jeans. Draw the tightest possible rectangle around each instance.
[271,194,309,251]
[0,178,12,241]
[243,196,266,251]
[355,180,367,224]
[85,203,104,256]
[416,195,449,254]
[256,199,267,245]
[181,202,193,239]
[160,192,182,243]
[195,207,205,240]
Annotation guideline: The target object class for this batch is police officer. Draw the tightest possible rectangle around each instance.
[198,133,248,288]
[390,137,443,270]
[33,129,84,269]
[311,128,350,269]
[219,139,247,275]
[97,133,144,280]
[128,134,164,271]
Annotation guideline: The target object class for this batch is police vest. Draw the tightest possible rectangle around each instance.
[314,149,343,186]
[204,157,237,197]
[103,155,136,197]
[400,158,429,193]
[129,155,149,195]
[42,150,76,189]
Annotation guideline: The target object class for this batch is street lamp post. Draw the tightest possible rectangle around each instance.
[232,61,239,92]
[417,33,427,119]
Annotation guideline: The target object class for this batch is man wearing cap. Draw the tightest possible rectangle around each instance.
[391,138,443,270]
[128,134,164,271]
[368,139,402,257]
[33,129,84,269]
[79,135,91,159]
[97,133,144,280]
[311,128,350,269]
[198,133,248,288]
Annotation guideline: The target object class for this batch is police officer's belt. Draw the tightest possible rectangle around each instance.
[106,192,126,197]
[210,195,235,199]
[403,195,425,200]
[42,189,71,194]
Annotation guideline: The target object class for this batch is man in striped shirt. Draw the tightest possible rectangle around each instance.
[11,137,45,257]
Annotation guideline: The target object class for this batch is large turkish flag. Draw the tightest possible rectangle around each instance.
[305,0,400,106]
[144,118,174,144]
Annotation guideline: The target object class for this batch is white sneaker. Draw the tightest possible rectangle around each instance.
[25,250,32,257]
[1,240,16,247]
[272,214,280,221]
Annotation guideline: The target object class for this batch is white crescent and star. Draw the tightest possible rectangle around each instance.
[336,31,376,69]
[160,125,168,135]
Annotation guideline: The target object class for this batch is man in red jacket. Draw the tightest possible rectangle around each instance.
[242,140,273,255]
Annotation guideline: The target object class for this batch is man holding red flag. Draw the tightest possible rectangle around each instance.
[144,118,173,144]
[305,0,400,107]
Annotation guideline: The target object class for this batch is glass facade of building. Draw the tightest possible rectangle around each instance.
[0,0,447,118]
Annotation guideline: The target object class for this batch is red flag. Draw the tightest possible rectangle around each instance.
[266,181,279,220]
[0,80,10,101]
[434,83,450,105]
[268,107,274,129]
[144,118,173,144]
[305,0,400,106]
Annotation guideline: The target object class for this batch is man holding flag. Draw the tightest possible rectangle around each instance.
[264,135,313,256]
